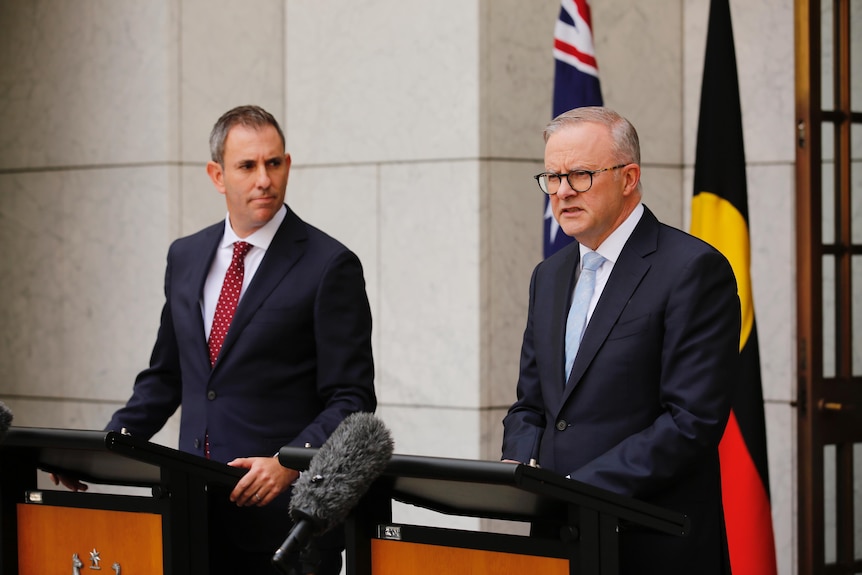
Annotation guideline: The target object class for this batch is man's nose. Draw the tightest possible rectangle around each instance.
[255,165,272,188]
[555,175,577,198]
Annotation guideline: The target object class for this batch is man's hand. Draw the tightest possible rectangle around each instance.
[50,473,89,492]
[227,456,299,507]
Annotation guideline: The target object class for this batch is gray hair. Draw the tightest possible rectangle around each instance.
[209,105,286,165]
[543,106,641,167]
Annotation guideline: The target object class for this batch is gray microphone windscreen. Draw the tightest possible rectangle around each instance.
[289,412,394,534]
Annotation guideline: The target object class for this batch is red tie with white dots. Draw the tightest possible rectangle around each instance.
[208,241,252,367]
[205,241,251,459]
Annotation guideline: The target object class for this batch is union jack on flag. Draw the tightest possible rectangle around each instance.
[544,0,603,258]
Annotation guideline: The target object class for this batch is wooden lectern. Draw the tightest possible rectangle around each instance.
[278,448,689,575]
[0,427,244,575]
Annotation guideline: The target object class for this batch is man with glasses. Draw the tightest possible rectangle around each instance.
[502,107,738,575]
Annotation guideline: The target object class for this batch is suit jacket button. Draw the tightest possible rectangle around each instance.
[556,420,567,431]
[207,390,217,400]
[194,438,201,449]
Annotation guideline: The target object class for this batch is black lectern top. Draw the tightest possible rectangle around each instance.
[2,426,243,488]
[277,448,688,536]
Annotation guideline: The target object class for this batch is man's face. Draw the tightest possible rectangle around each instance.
[206,124,290,238]
[545,122,637,250]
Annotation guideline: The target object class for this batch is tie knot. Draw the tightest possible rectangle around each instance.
[582,251,604,272]
[233,241,252,260]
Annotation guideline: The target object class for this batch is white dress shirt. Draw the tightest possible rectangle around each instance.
[202,205,286,340]
[577,202,645,324]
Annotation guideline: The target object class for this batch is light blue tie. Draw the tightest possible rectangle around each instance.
[564,251,605,381]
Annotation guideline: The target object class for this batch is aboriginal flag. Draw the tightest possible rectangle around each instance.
[690,1,778,574]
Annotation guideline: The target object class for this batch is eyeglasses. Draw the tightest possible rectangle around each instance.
[533,164,628,195]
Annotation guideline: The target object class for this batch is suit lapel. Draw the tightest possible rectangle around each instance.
[214,207,307,367]
[173,225,221,373]
[561,207,660,404]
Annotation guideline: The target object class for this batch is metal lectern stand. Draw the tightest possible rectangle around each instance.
[278,448,689,575]
[0,427,244,575]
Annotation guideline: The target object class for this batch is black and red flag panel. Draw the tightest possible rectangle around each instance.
[690,1,778,573]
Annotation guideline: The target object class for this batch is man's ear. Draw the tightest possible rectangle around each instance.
[206,161,226,195]
[622,163,641,195]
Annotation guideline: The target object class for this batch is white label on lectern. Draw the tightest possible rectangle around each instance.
[378,524,402,540]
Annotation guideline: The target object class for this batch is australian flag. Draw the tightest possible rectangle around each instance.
[544,0,604,258]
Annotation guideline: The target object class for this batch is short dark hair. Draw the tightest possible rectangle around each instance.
[209,105,286,165]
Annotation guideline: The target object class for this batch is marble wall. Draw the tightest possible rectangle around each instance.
[0,0,798,572]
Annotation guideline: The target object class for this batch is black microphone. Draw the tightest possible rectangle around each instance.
[272,412,394,573]
[0,401,13,442]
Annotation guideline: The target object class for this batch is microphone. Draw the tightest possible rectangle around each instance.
[272,412,394,573]
[0,401,13,442]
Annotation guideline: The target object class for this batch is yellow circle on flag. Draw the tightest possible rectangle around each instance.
[691,191,753,351]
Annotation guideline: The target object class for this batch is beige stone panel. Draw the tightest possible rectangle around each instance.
[376,404,480,460]
[2,397,180,451]
[378,160,480,407]
[482,407,509,465]
[0,0,178,169]
[286,163,381,353]
[285,0,480,164]
[747,164,796,403]
[764,401,795,575]
[484,160,544,410]
[592,0,683,167]
[0,167,172,401]
[180,0,285,163]
[682,0,710,168]
[480,0,560,159]
[683,0,795,166]
[286,164,379,288]
[180,164,230,238]
[1,397,118,433]
[641,165,685,230]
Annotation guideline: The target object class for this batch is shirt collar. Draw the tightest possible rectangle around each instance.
[221,204,287,251]
[579,202,644,265]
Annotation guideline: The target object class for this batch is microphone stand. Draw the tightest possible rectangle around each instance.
[272,519,315,574]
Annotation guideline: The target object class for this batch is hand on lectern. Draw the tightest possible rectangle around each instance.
[227,455,299,507]
[50,473,89,492]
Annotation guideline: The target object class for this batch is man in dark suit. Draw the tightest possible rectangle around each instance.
[58,105,376,574]
[502,107,739,574]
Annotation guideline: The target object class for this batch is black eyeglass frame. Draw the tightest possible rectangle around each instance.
[533,163,629,195]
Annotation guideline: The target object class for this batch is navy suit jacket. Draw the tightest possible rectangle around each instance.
[502,206,739,574]
[108,206,375,551]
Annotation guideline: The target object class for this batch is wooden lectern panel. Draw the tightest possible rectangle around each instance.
[370,539,567,575]
[17,504,163,574]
